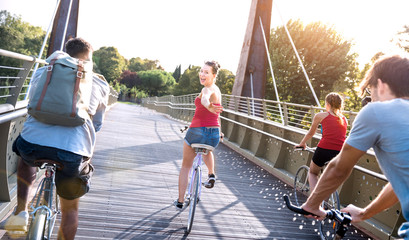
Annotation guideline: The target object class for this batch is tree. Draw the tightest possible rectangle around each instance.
[216,69,235,94]
[172,64,181,83]
[0,11,46,76]
[118,70,141,89]
[0,10,47,103]
[138,69,176,96]
[268,19,355,105]
[128,57,163,72]
[93,46,126,83]
[172,66,201,95]
[393,25,409,53]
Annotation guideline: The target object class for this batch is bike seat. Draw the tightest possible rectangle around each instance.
[191,144,214,152]
[33,159,64,170]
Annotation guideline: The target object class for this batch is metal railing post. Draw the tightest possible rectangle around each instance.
[246,97,251,116]
[262,99,267,120]
[283,103,288,126]
[6,59,36,107]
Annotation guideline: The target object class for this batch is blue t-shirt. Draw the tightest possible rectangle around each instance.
[346,98,409,239]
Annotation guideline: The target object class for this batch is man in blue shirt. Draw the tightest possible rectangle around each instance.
[5,38,110,240]
[301,55,409,239]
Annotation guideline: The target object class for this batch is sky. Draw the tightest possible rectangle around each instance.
[1,0,408,73]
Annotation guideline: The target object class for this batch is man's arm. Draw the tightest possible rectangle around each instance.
[341,183,399,222]
[302,143,365,217]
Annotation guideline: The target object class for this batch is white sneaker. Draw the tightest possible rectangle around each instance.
[4,211,29,232]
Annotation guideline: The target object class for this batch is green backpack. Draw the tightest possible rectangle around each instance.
[28,51,93,126]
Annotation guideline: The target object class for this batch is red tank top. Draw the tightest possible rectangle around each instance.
[317,113,347,151]
[190,97,220,127]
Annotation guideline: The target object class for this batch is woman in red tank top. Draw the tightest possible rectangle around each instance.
[174,61,224,209]
[295,92,347,193]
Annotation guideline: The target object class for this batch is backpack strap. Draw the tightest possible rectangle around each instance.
[35,57,59,111]
[71,60,84,117]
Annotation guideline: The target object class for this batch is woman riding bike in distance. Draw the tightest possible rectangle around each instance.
[174,60,223,209]
[295,92,348,193]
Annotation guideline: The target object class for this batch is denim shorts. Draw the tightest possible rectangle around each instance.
[184,127,220,148]
[12,135,93,200]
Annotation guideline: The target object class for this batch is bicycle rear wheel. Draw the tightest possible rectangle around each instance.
[293,165,310,205]
[319,190,340,240]
[186,167,201,234]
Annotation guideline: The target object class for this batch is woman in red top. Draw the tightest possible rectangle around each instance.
[174,61,223,209]
[295,92,347,193]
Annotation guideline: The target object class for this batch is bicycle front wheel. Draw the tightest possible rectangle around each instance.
[26,208,47,240]
[186,167,201,234]
[293,165,310,206]
[319,190,341,240]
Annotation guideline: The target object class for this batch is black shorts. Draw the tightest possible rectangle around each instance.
[311,146,340,167]
[12,135,94,200]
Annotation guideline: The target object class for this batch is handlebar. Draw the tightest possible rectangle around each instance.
[180,126,188,133]
[283,195,318,216]
[293,146,316,152]
[283,195,352,238]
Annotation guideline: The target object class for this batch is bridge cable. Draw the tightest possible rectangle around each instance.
[259,16,284,124]
[274,2,322,108]
[25,0,62,100]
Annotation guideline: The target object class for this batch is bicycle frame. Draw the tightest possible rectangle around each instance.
[187,152,203,204]
[27,163,60,239]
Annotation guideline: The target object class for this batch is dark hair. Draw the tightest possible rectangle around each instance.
[65,37,93,58]
[205,60,221,75]
[360,55,409,98]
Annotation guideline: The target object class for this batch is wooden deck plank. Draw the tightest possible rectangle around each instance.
[1,103,374,239]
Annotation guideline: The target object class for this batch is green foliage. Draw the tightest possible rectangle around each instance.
[269,19,355,105]
[93,46,126,83]
[393,25,409,53]
[172,66,201,95]
[172,64,182,83]
[138,69,176,96]
[128,57,163,72]
[216,69,235,94]
[0,10,47,103]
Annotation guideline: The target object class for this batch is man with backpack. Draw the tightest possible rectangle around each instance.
[5,37,110,240]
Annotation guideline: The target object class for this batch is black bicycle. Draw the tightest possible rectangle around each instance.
[293,146,341,239]
[283,195,351,240]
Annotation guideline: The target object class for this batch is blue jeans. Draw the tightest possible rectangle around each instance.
[12,135,93,200]
[184,127,220,148]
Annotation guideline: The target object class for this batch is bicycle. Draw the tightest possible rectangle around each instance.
[185,143,214,234]
[283,195,351,240]
[293,146,341,240]
[180,126,215,234]
[26,159,62,240]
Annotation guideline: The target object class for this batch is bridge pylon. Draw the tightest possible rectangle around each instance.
[47,0,80,57]
[232,0,273,100]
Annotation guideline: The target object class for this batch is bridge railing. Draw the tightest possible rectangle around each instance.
[0,49,118,220]
[143,94,404,240]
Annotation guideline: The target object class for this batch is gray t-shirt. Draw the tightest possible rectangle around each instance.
[346,98,409,238]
